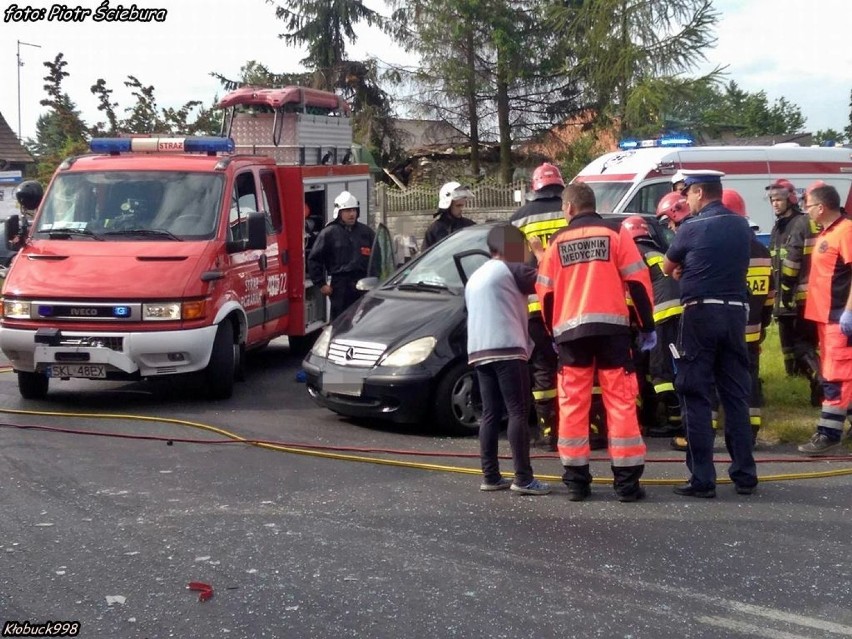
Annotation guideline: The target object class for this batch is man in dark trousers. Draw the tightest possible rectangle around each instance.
[510,163,566,449]
[663,170,758,498]
[307,191,376,320]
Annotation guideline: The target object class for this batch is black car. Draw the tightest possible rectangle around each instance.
[302,223,493,435]
[302,215,671,436]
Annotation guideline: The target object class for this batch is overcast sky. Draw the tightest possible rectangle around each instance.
[1,0,850,143]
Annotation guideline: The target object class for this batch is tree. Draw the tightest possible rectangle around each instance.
[27,53,89,183]
[813,129,846,146]
[845,88,852,143]
[548,0,720,135]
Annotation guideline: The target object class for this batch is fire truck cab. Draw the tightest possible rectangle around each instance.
[0,86,372,400]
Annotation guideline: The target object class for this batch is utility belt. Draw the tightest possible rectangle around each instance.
[683,298,748,309]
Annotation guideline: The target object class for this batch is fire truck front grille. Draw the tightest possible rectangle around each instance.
[327,339,386,367]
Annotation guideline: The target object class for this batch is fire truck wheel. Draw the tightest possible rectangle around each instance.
[204,320,235,400]
[433,361,482,437]
[18,371,49,400]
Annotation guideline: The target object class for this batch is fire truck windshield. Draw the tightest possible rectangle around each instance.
[35,171,225,240]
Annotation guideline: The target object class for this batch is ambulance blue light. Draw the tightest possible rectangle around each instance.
[90,138,132,154]
[618,134,694,150]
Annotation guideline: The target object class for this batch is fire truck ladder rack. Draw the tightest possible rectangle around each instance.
[217,86,354,166]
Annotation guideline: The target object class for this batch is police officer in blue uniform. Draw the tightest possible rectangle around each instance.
[663,170,758,498]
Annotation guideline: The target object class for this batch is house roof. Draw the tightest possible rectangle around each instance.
[393,118,469,151]
[0,111,34,165]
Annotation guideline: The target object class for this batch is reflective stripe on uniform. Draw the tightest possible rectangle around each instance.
[653,299,683,323]
[553,313,630,338]
[532,388,557,401]
[619,259,646,277]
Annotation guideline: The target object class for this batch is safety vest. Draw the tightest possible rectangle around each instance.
[510,195,567,315]
[746,237,775,343]
[536,214,653,342]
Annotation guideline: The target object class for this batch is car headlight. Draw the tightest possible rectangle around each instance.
[311,325,333,358]
[381,336,437,367]
[143,301,206,321]
[3,300,31,319]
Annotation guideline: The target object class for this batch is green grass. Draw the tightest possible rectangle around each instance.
[760,322,823,445]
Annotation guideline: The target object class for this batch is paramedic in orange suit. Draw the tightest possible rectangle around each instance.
[535,182,655,503]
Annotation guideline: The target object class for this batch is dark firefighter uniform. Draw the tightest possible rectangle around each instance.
[422,211,475,249]
[536,215,653,500]
[770,209,821,395]
[744,235,776,441]
[510,190,566,448]
[634,236,683,435]
[307,218,376,320]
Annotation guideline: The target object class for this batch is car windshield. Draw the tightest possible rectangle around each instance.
[386,224,492,291]
[583,181,631,213]
[35,171,225,240]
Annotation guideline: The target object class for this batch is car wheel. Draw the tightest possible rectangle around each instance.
[18,371,49,400]
[204,320,235,400]
[433,361,481,436]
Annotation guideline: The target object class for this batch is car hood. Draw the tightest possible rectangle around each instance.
[332,288,465,347]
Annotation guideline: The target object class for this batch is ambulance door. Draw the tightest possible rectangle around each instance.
[259,169,289,335]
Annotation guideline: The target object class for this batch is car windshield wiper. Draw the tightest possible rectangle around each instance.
[396,281,456,294]
[101,228,183,241]
[39,227,104,241]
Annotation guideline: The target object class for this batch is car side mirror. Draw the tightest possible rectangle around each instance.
[356,276,379,292]
[226,211,267,253]
[4,215,21,251]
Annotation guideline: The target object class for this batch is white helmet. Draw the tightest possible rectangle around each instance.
[333,191,359,218]
[438,181,474,209]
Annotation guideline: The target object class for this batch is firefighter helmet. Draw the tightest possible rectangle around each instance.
[333,191,360,218]
[765,178,798,205]
[14,180,44,211]
[531,163,565,191]
[655,192,690,224]
[438,181,474,209]
[622,215,651,240]
[721,189,747,217]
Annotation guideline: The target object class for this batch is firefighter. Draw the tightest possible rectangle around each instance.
[307,191,376,320]
[767,179,821,404]
[723,189,775,445]
[622,216,683,437]
[422,182,475,249]
[536,182,654,503]
[509,163,566,449]
[655,191,692,232]
[9,180,44,248]
[663,170,757,498]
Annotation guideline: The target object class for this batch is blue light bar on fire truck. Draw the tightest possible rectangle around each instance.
[90,137,235,155]
[618,134,695,151]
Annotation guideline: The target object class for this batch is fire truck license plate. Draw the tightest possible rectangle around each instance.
[47,364,106,379]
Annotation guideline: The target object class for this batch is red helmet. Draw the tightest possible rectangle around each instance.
[622,215,651,240]
[656,192,690,224]
[721,189,747,217]
[765,178,798,205]
[531,163,565,191]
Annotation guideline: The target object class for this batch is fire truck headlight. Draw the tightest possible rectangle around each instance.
[143,302,182,321]
[3,300,31,319]
[310,326,332,358]
[381,336,436,367]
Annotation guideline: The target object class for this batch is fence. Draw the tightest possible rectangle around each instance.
[372,181,528,239]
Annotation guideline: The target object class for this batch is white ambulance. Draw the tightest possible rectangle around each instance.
[574,139,852,237]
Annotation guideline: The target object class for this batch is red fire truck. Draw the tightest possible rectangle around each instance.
[0,87,374,399]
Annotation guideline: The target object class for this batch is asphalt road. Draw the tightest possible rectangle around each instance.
[1,339,851,639]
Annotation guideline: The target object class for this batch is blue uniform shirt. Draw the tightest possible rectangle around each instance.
[666,201,751,303]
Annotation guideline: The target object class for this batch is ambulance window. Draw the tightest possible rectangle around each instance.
[259,170,282,232]
[625,183,670,215]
